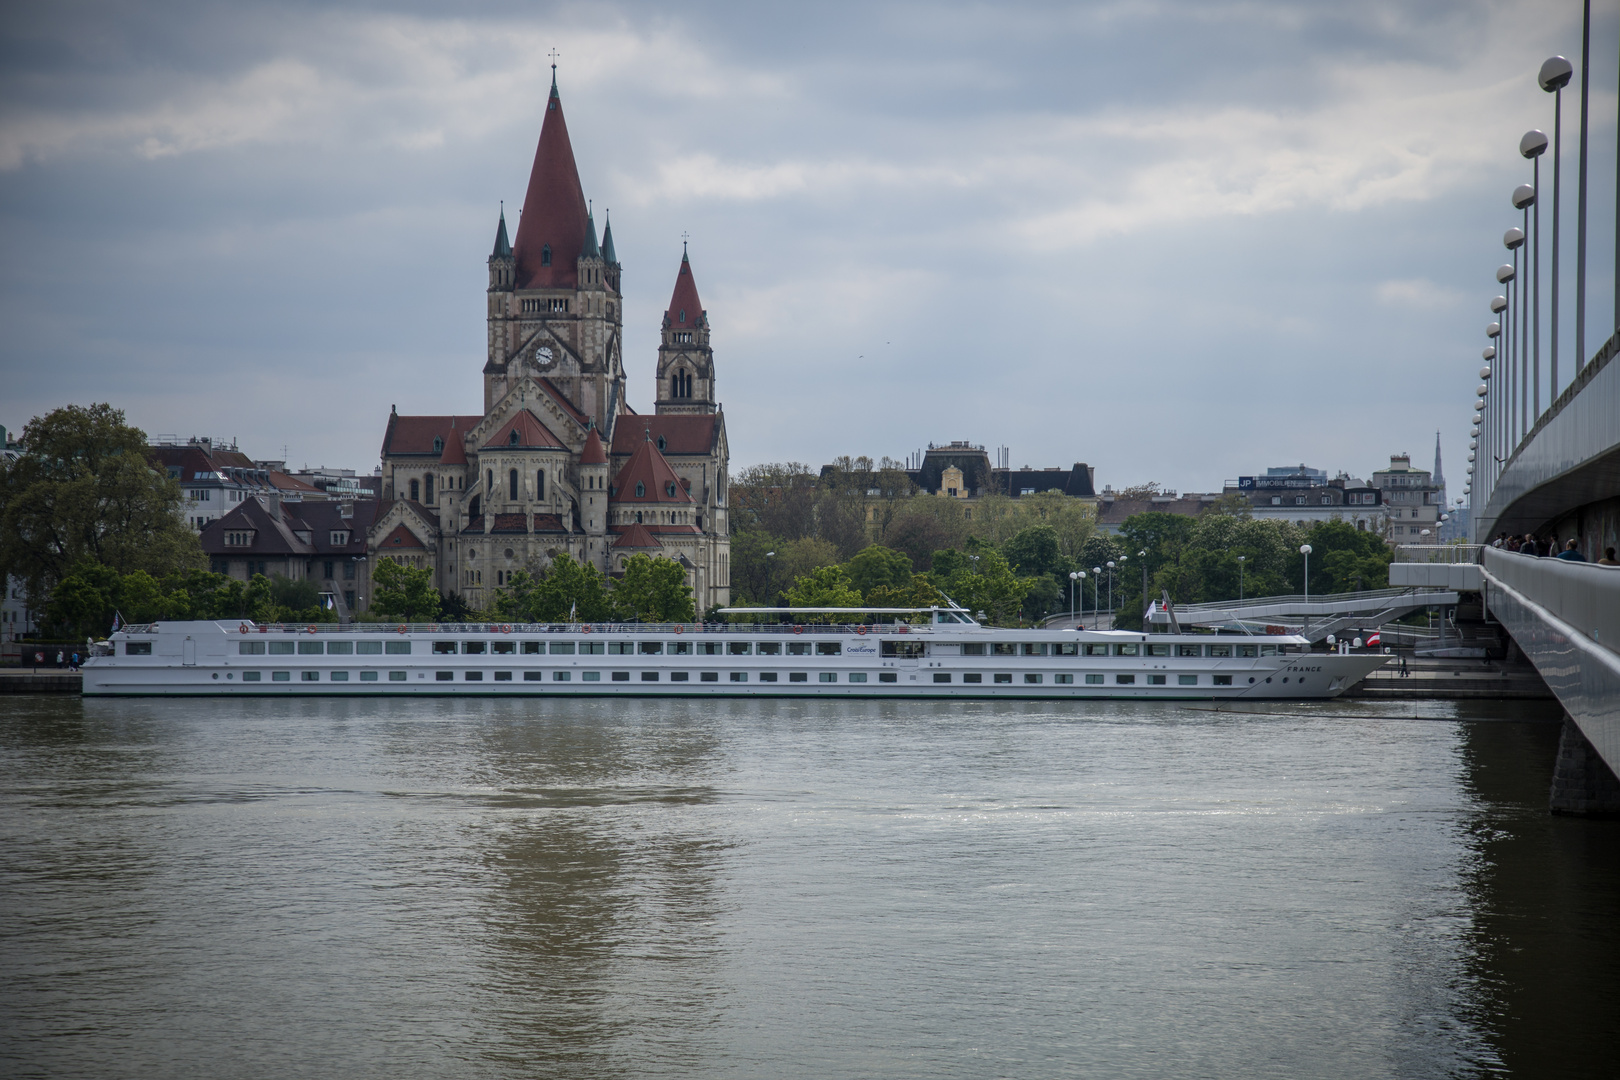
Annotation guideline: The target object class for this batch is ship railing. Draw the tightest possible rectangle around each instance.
[121,620,939,636]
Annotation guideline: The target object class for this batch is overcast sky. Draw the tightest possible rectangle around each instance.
[3,0,1617,499]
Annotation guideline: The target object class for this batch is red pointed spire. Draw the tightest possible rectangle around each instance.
[512,77,589,290]
[666,247,704,327]
[580,424,607,465]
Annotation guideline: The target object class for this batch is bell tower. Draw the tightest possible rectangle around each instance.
[655,246,716,415]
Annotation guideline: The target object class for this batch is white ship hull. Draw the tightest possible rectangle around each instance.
[84,620,1387,700]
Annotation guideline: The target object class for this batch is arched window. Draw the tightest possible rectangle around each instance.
[541,244,551,266]
[657,435,667,450]
[486,469,493,493]
[508,469,518,500]
[432,436,443,454]
[679,308,686,323]
[635,482,645,498]
[636,511,643,523]
[665,481,677,497]
[410,479,420,501]
[424,474,434,504]
[509,430,520,446]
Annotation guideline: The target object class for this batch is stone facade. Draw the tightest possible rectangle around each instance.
[373,75,730,612]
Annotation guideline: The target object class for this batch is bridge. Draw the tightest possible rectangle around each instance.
[1471,327,1620,815]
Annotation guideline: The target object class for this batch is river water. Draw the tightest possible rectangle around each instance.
[1,695,1615,1079]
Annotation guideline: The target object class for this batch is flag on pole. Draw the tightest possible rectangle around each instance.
[1366,631,1381,647]
[110,611,122,634]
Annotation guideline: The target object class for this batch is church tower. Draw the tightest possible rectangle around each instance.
[655,248,717,415]
[485,70,626,433]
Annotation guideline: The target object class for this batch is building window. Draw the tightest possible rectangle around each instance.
[410,479,420,501]
[425,474,434,504]
[509,469,518,500]
[536,469,545,500]
[541,244,551,266]
[549,298,568,312]
[636,482,645,497]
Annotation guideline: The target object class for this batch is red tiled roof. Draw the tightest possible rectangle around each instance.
[490,513,528,533]
[610,523,700,537]
[384,414,482,456]
[580,425,607,465]
[537,378,590,427]
[482,409,567,451]
[533,513,567,533]
[380,524,426,550]
[611,522,663,549]
[610,435,694,505]
[609,415,718,456]
[512,81,590,291]
[666,252,704,327]
[441,416,468,465]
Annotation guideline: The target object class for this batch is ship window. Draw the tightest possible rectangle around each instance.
[933,673,951,683]
[464,671,482,681]
[1055,674,1074,684]
[612,671,630,681]
[463,641,487,654]
[580,642,604,654]
[273,671,290,681]
[1177,644,1201,657]
[242,671,261,682]
[993,643,1017,656]
[755,642,780,656]
[523,671,542,681]
[697,641,724,655]
[1116,674,1135,684]
[1021,643,1046,656]
[1085,674,1104,685]
[357,641,382,655]
[729,672,746,682]
[643,672,660,681]
[815,642,842,656]
[1024,674,1042,684]
[491,642,515,655]
[1146,644,1171,657]
[331,671,350,681]
[1054,643,1079,656]
[880,641,925,659]
[302,671,319,681]
[1213,674,1233,686]
[702,672,720,682]
[1149,674,1166,685]
[239,641,266,655]
[961,643,986,656]
[553,671,571,681]
[878,672,897,683]
[125,641,152,656]
[1206,644,1232,658]
[433,641,457,654]
[1112,644,1139,656]
[608,642,633,655]
[963,673,982,683]
[549,642,575,655]
[639,642,663,654]
[786,642,811,656]
[386,641,412,654]
[819,673,837,682]
[848,672,867,683]
[269,642,295,655]
[1083,643,1109,657]
[790,672,808,683]
[494,671,512,681]
[327,641,353,655]
[728,642,751,655]
[1236,644,1258,658]
[759,672,777,682]
[1179,675,1198,685]
[994,673,1012,684]
[667,641,692,655]
[299,641,323,655]
[671,672,690,681]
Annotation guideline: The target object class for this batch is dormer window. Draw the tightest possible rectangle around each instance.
[665,481,677,497]
[541,244,551,266]
[433,436,443,454]
[657,435,668,450]
[330,531,350,546]
[635,482,645,497]
[509,429,520,446]
[678,309,686,323]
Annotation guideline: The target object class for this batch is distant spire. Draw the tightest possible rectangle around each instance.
[1433,431,1445,487]
[512,60,589,289]
[583,200,601,258]
[491,203,511,258]
[601,209,617,264]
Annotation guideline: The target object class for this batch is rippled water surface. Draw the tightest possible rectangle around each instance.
[2,695,1616,1079]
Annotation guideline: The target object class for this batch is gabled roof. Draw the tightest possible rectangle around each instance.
[533,513,568,533]
[580,425,607,465]
[666,249,704,327]
[609,414,720,456]
[383,414,482,457]
[490,513,528,534]
[611,522,663,549]
[610,434,695,505]
[536,377,591,427]
[481,408,567,451]
[512,78,589,290]
[380,524,426,550]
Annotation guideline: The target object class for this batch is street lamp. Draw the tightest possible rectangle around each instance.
[1068,570,1080,623]
[1512,187,1536,432]
[1092,566,1102,629]
[1106,560,1116,625]
[1521,129,1548,411]
[1137,549,1148,619]
[1237,555,1246,601]
[1539,54,1573,395]
[1300,543,1313,637]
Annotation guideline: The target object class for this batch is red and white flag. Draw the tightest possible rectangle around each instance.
[1366,632,1381,647]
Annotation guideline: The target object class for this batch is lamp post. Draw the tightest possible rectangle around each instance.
[1068,570,1080,624]
[1092,567,1102,629]
[1300,543,1313,638]
[1138,549,1148,617]
[1521,130,1548,411]
[1237,555,1246,601]
[1511,187,1535,426]
[1106,560,1116,626]
[1540,55,1573,396]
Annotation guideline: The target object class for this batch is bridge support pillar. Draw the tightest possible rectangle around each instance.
[1550,714,1620,818]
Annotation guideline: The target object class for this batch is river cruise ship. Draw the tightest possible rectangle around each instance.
[83,606,1385,699]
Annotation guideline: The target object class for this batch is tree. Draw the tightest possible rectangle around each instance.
[0,403,202,605]
[541,553,613,621]
[864,573,941,611]
[928,548,1028,626]
[612,555,696,622]
[784,565,863,611]
[1002,524,1067,578]
[372,559,442,621]
[883,510,954,570]
[842,544,915,598]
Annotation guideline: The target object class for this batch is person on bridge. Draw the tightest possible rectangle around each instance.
[1599,547,1619,566]
[1555,539,1587,562]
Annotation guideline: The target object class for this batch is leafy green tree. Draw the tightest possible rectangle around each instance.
[864,573,941,611]
[612,554,696,622]
[1002,524,1068,578]
[929,548,1028,626]
[540,553,613,621]
[0,403,202,606]
[372,559,442,621]
[784,565,863,611]
[842,545,915,598]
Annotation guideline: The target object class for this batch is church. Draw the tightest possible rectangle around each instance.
[371,73,731,612]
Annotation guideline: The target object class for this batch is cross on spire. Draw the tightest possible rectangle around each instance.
[548,48,559,87]
[681,230,689,255]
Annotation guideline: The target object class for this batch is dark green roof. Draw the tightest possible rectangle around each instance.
[582,206,601,258]
[491,209,511,258]
[601,211,618,264]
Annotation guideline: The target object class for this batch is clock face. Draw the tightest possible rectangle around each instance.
[534,345,554,367]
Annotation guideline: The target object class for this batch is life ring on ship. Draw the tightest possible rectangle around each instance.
[306,624,317,635]
[239,623,250,634]
[856,625,867,635]
[397,625,407,634]
[581,624,592,633]
[674,625,684,634]
[793,625,804,635]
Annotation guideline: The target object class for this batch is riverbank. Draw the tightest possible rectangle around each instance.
[1342,656,1553,700]
[0,670,82,694]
